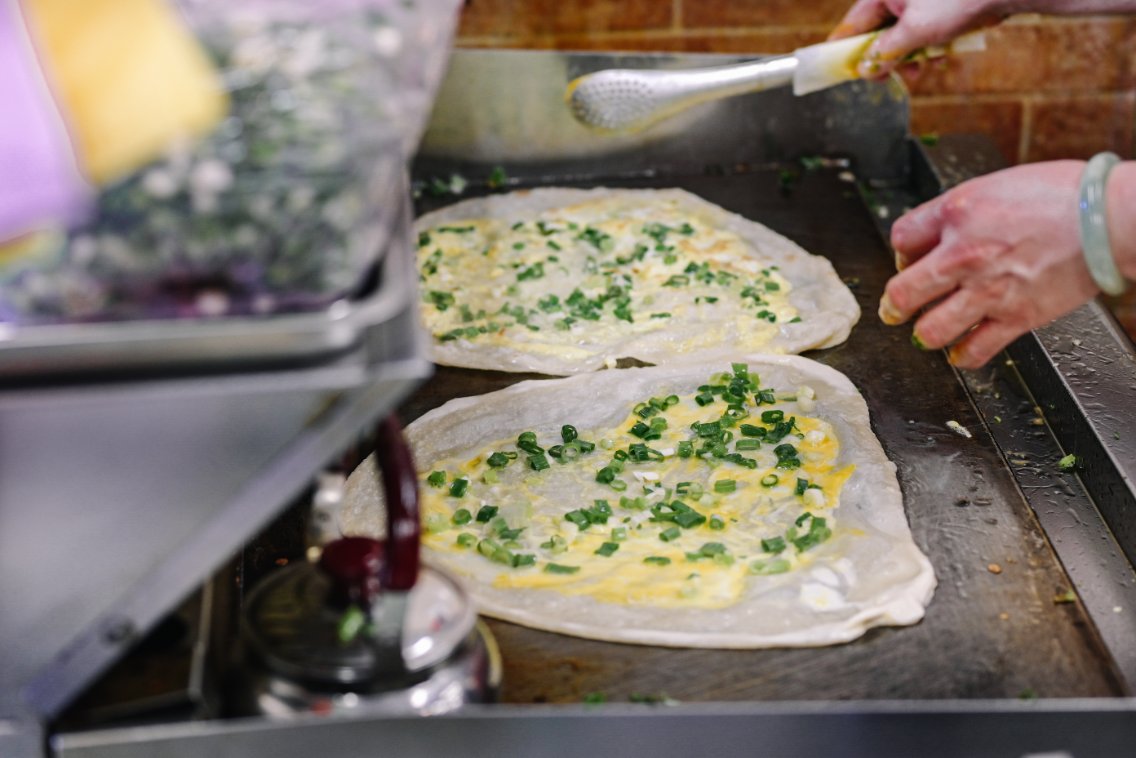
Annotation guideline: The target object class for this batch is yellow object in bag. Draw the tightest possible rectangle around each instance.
[22,0,228,185]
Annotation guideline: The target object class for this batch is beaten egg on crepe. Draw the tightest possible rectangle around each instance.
[415,188,860,375]
[341,356,935,648]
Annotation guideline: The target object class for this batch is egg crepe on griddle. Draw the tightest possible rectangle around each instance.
[415,188,860,375]
[341,356,935,648]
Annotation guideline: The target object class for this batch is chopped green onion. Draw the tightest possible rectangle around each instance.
[709,515,725,531]
[449,478,470,497]
[517,262,544,281]
[544,563,580,574]
[528,453,551,471]
[774,443,801,470]
[477,538,512,565]
[595,542,620,557]
[713,479,737,494]
[456,533,477,548]
[517,431,543,454]
[337,605,367,644]
[611,527,628,541]
[792,516,832,553]
[619,495,648,510]
[760,474,780,487]
[540,535,568,553]
[673,508,706,528]
[426,471,447,488]
[475,505,499,523]
[675,482,704,498]
[749,558,791,575]
[761,536,787,554]
[735,439,761,451]
[629,421,651,438]
[659,527,682,542]
[487,452,511,468]
[451,508,473,526]
[796,478,810,496]
[512,553,536,568]
[644,556,672,566]
[565,510,591,529]
[427,290,455,312]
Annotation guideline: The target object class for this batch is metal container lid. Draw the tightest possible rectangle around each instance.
[243,539,476,685]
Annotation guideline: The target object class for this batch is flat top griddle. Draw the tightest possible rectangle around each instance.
[404,165,1125,704]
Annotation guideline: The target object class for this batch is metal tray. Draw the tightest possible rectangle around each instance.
[0,177,410,381]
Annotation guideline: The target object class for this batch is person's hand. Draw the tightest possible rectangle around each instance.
[830,0,1010,79]
[879,161,1099,369]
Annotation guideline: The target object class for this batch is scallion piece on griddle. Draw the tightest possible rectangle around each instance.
[761,536,786,554]
[749,558,791,575]
[595,542,620,557]
[337,605,367,645]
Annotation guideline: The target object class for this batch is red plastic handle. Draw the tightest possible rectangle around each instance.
[319,536,383,607]
[373,413,420,592]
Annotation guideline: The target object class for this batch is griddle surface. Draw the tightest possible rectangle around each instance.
[405,168,1124,703]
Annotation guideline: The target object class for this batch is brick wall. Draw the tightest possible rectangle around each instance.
[456,1,1136,167]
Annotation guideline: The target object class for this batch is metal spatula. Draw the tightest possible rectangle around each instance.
[567,31,985,132]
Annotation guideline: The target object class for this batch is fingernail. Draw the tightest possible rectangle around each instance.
[878,294,904,325]
[911,332,928,350]
[857,58,881,78]
[894,250,907,271]
[947,344,966,365]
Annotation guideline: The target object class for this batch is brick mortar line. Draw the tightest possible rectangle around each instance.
[912,91,1135,105]
[456,24,832,44]
[1019,98,1034,164]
